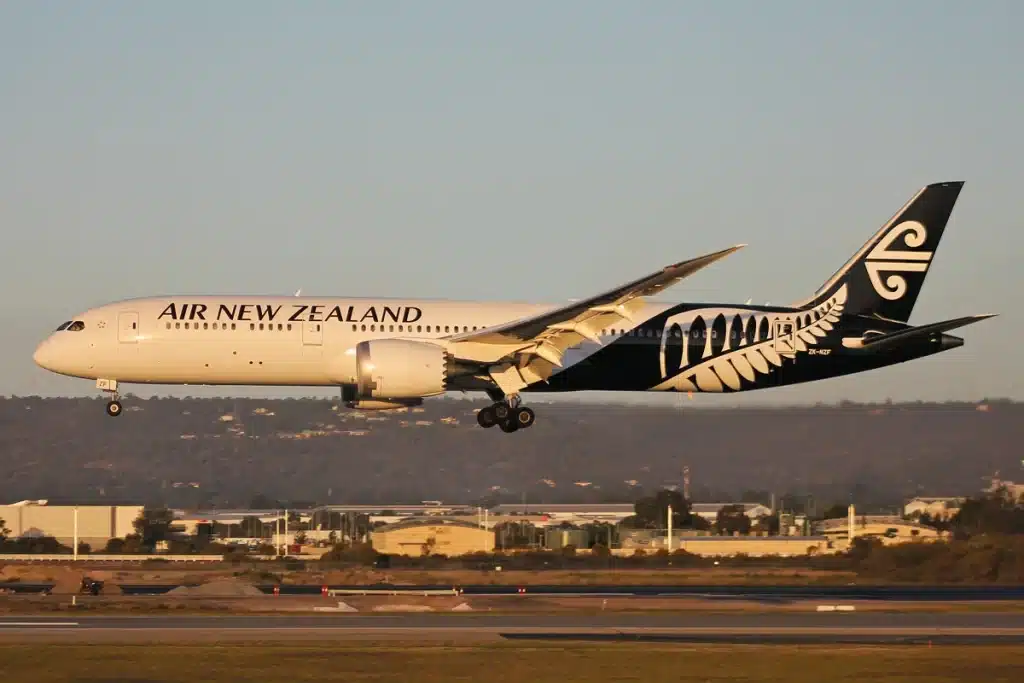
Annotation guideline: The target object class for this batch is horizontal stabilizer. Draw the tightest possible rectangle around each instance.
[848,314,996,352]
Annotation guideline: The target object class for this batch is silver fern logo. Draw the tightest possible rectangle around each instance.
[864,220,932,300]
[654,285,848,393]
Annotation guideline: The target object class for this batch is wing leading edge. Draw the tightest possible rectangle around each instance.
[448,244,746,393]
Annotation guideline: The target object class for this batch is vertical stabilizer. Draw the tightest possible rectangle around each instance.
[795,182,964,322]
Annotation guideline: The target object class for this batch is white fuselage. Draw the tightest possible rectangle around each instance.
[32,295,672,388]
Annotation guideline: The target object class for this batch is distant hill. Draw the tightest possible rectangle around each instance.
[0,396,1020,510]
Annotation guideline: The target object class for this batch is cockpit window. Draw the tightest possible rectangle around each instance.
[55,321,72,331]
[66,321,85,332]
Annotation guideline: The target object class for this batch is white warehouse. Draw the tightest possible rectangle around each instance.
[0,500,142,549]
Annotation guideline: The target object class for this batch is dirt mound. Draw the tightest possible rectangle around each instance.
[49,574,85,595]
[167,580,263,597]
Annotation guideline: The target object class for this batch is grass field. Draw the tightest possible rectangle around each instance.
[2,643,1022,682]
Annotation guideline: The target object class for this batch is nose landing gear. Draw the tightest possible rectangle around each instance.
[97,379,123,418]
[477,394,536,432]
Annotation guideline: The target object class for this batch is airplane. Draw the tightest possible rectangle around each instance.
[33,181,994,433]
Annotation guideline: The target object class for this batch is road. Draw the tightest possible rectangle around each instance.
[1,612,1022,644]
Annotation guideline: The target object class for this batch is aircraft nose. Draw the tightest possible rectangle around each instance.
[33,339,56,371]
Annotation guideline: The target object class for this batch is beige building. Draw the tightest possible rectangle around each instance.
[815,515,941,545]
[903,497,963,519]
[0,501,143,548]
[619,532,831,557]
[371,518,494,556]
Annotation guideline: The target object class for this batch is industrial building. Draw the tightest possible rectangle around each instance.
[370,518,494,556]
[814,514,941,545]
[691,503,773,522]
[0,500,142,549]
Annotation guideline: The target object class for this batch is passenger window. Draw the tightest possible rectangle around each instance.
[417,325,422,332]
[444,326,450,333]
[287,324,292,331]
[371,324,376,332]
[175,322,181,329]
[203,322,209,330]
[249,323,255,331]
[389,325,394,332]
[166,322,171,330]
[231,323,237,330]
[259,323,264,330]
[361,324,366,331]
[398,325,404,332]
[184,322,190,330]
[316,324,321,331]
[212,323,218,330]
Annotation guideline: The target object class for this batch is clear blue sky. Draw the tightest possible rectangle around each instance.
[2,2,1020,404]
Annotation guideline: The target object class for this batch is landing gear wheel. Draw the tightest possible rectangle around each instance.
[499,418,519,433]
[514,406,536,429]
[493,403,510,421]
[477,406,498,428]
[105,400,123,417]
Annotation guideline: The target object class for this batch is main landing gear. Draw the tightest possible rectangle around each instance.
[105,399,123,417]
[477,394,536,433]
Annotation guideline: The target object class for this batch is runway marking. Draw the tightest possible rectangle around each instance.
[0,622,79,627]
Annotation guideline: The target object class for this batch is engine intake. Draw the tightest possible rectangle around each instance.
[355,339,449,400]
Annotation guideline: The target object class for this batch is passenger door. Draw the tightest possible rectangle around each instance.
[773,318,796,358]
[302,321,323,346]
[118,312,140,343]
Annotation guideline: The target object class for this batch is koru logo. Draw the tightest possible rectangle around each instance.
[864,220,932,300]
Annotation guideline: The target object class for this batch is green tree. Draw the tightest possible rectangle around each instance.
[951,494,1024,538]
[625,489,695,529]
[715,504,752,535]
[132,508,175,550]
[239,515,265,538]
[753,514,780,535]
[820,504,849,520]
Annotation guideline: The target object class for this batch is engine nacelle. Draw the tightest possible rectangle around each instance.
[355,339,449,400]
[344,398,424,411]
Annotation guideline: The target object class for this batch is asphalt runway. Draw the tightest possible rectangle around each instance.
[10,583,1024,601]
[1,612,1022,644]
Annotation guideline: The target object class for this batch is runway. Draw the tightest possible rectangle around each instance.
[9,583,1024,601]
[1,612,1022,644]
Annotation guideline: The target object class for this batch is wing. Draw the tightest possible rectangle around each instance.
[448,244,746,385]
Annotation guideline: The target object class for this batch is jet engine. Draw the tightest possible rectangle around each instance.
[354,339,449,400]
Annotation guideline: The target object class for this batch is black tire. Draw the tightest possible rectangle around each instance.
[106,400,122,417]
[477,406,498,428]
[498,418,519,433]
[493,403,510,420]
[515,406,536,428]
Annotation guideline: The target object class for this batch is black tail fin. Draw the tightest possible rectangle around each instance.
[796,181,965,322]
